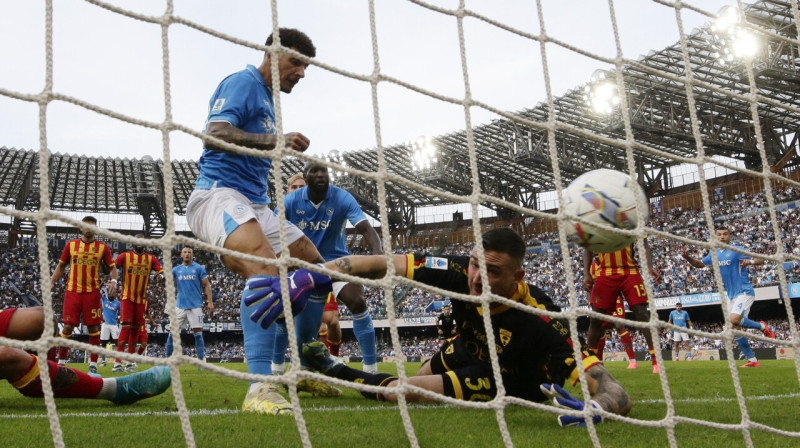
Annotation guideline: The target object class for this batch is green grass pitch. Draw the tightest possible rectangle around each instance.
[1,360,798,447]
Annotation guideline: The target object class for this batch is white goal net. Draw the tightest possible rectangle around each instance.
[1,1,800,447]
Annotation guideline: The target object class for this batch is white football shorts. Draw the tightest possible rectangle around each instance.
[729,293,755,318]
[175,307,204,330]
[186,185,304,254]
[100,322,121,340]
[672,330,691,342]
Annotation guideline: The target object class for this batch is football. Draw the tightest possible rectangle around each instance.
[561,168,648,253]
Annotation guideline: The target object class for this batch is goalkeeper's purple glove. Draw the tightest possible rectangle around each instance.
[540,383,603,427]
[244,268,333,329]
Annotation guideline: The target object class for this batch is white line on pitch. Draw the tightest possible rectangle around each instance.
[2,393,799,419]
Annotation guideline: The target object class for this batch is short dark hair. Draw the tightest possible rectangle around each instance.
[82,216,97,224]
[675,302,682,306]
[303,160,326,176]
[266,28,316,58]
[481,228,525,265]
[715,225,730,233]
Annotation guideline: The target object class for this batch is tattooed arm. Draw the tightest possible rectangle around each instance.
[323,254,410,280]
[204,122,310,152]
[584,363,632,416]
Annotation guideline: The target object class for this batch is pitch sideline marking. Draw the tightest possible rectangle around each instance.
[2,392,799,419]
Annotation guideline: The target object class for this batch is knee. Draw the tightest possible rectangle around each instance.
[0,346,31,372]
[730,315,743,326]
[347,301,368,314]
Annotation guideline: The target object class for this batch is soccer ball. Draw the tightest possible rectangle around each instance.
[561,169,648,253]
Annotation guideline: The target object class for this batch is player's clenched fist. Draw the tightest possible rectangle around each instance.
[284,132,310,152]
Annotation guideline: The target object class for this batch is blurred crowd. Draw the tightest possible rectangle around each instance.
[2,186,799,358]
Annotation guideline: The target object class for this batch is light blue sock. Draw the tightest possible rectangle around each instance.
[735,336,756,360]
[740,317,763,330]
[165,333,174,357]
[193,332,205,360]
[352,310,377,366]
[273,320,289,366]
[241,275,277,377]
[295,293,326,366]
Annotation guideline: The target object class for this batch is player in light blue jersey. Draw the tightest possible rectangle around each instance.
[167,246,214,363]
[281,161,384,373]
[185,28,337,415]
[682,226,776,368]
[99,285,121,367]
[667,302,693,361]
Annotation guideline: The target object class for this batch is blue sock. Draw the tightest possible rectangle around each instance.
[273,320,289,365]
[740,317,763,330]
[193,332,205,360]
[295,293,326,366]
[241,275,277,376]
[735,336,756,360]
[165,333,174,357]
[352,310,377,366]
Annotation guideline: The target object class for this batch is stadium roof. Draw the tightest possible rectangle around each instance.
[2,0,799,236]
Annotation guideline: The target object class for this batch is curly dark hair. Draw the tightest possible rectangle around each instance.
[265,28,316,58]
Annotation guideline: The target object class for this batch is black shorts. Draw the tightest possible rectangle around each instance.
[430,336,583,402]
[429,337,497,401]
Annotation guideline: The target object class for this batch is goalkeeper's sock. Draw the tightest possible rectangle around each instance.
[619,330,635,360]
[327,365,396,401]
[13,355,104,398]
[594,337,606,361]
[352,310,377,366]
[739,317,763,330]
[273,319,289,367]
[240,277,278,376]
[193,332,205,361]
[295,294,326,367]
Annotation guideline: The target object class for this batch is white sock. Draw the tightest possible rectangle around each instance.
[97,378,117,400]
[272,362,286,375]
[363,363,378,374]
[248,382,264,394]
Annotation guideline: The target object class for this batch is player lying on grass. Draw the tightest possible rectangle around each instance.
[245,228,632,426]
[0,306,171,404]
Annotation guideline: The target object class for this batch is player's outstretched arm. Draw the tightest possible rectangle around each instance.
[205,122,309,152]
[325,254,410,280]
[540,364,630,427]
[582,250,594,293]
[584,363,632,416]
[681,248,705,268]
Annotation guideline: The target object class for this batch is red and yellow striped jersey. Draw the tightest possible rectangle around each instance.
[115,251,164,303]
[58,239,114,293]
[591,245,640,277]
